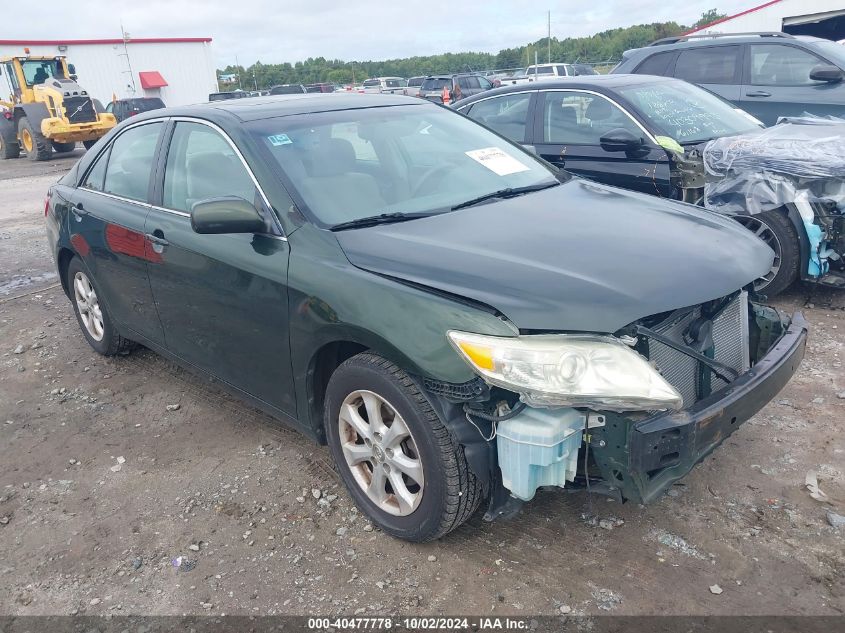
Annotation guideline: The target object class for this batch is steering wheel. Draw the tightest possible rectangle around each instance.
[412,163,454,196]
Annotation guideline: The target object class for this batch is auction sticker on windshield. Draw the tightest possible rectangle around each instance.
[465,147,530,176]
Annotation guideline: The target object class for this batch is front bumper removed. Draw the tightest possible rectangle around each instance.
[618,311,808,504]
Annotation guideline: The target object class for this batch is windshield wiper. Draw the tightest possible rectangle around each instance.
[451,181,559,211]
[330,212,432,232]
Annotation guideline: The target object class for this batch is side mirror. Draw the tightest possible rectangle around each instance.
[809,64,843,83]
[190,196,266,234]
[599,128,645,152]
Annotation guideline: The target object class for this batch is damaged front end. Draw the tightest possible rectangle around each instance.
[703,117,845,288]
[426,292,807,518]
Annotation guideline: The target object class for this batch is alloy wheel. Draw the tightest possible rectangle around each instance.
[338,390,424,516]
[735,215,782,291]
[73,271,105,341]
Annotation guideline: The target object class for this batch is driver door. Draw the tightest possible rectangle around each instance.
[144,119,296,415]
[532,90,671,196]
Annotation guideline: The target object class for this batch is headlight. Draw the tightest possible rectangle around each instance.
[447,331,682,411]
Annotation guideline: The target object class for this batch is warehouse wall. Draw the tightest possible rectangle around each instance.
[689,0,845,35]
[0,40,217,107]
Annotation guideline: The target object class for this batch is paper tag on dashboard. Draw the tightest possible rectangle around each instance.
[465,147,530,176]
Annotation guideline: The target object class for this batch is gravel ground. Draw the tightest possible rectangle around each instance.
[1,158,843,617]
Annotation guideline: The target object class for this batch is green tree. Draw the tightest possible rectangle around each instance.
[694,9,727,29]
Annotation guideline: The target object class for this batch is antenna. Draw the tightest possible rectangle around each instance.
[118,24,137,96]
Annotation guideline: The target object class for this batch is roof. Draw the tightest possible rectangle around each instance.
[451,74,675,105]
[685,0,783,34]
[0,37,212,46]
[129,93,428,124]
[138,71,168,89]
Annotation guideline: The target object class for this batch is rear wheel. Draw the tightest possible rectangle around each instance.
[324,352,482,541]
[0,117,20,159]
[66,257,136,356]
[82,139,98,150]
[51,140,76,153]
[18,117,51,161]
[734,210,800,296]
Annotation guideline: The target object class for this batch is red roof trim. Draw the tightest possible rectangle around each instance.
[685,0,783,34]
[0,37,211,46]
[138,71,168,89]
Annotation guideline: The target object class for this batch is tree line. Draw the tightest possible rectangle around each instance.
[217,10,725,90]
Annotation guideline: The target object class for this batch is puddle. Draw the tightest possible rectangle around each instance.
[0,271,58,296]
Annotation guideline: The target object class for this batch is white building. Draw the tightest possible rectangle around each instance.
[687,0,845,40]
[0,37,218,107]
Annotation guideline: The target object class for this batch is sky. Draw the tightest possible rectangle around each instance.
[4,0,755,67]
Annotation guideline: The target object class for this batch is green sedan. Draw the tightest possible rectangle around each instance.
[46,93,807,541]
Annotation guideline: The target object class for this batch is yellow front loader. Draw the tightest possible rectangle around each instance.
[0,54,116,161]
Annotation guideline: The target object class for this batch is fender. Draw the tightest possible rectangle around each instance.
[15,102,50,130]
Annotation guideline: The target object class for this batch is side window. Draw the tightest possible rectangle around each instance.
[163,122,256,212]
[457,76,473,90]
[543,91,641,144]
[465,93,532,142]
[536,66,555,75]
[102,122,163,202]
[80,149,109,192]
[555,65,569,76]
[750,44,826,86]
[635,51,675,76]
[674,45,741,84]
[478,76,493,89]
[105,102,113,113]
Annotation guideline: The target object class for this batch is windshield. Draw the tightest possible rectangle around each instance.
[250,104,558,228]
[813,40,845,67]
[20,59,62,86]
[617,80,762,144]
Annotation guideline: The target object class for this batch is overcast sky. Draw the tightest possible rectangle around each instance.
[6,0,753,66]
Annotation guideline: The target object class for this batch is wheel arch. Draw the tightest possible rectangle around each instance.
[15,102,50,128]
[57,246,77,298]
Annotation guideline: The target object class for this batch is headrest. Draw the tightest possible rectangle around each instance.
[585,97,613,121]
[313,138,357,176]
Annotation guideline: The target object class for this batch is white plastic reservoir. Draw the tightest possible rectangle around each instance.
[496,407,585,501]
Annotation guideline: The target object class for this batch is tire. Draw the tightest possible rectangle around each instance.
[66,257,136,356]
[735,209,800,296]
[18,117,51,161]
[325,352,482,542]
[51,140,76,153]
[82,139,98,150]
[0,117,20,159]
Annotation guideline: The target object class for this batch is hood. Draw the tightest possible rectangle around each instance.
[335,179,774,333]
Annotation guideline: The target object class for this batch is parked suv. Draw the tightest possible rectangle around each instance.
[418,74,493,103]
[362,77,407,94]
[613,32,845,125]
[105,97,165,123]
[269,84,307,95]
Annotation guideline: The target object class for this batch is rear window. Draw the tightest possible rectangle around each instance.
[408,77,425,87]
[635,51,675,77]
[385,78,405,88]
[421,78,450,90]
[363,79,380,87]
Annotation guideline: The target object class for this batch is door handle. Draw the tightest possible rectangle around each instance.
[746,91,771,98]
[70,203,88,219]
[144,233,169,246]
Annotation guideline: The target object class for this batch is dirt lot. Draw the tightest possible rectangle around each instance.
[1,156,843,617]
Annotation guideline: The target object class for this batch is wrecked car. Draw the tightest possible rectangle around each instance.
[704,117,845,294]
[46,94,807,541]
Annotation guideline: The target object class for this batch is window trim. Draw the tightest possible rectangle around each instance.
[75,115,286,239]
[745,42,832,87]
[535,89,658,147]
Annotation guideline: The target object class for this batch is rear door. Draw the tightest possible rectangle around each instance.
[743,43,845,125]
[532,90,671,195]
[144,119,296,415]
[671,44,743,104]
[68,121,166,344]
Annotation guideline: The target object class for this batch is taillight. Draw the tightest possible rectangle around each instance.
[2,111,12,120]
[44,196,50,217]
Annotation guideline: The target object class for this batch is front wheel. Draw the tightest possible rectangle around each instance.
[734,210,800,296]
[0,117,20,159]
[324,352,482,541]
[66,257,136,356]
[18,117,51,161]
[82,139,98,150]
